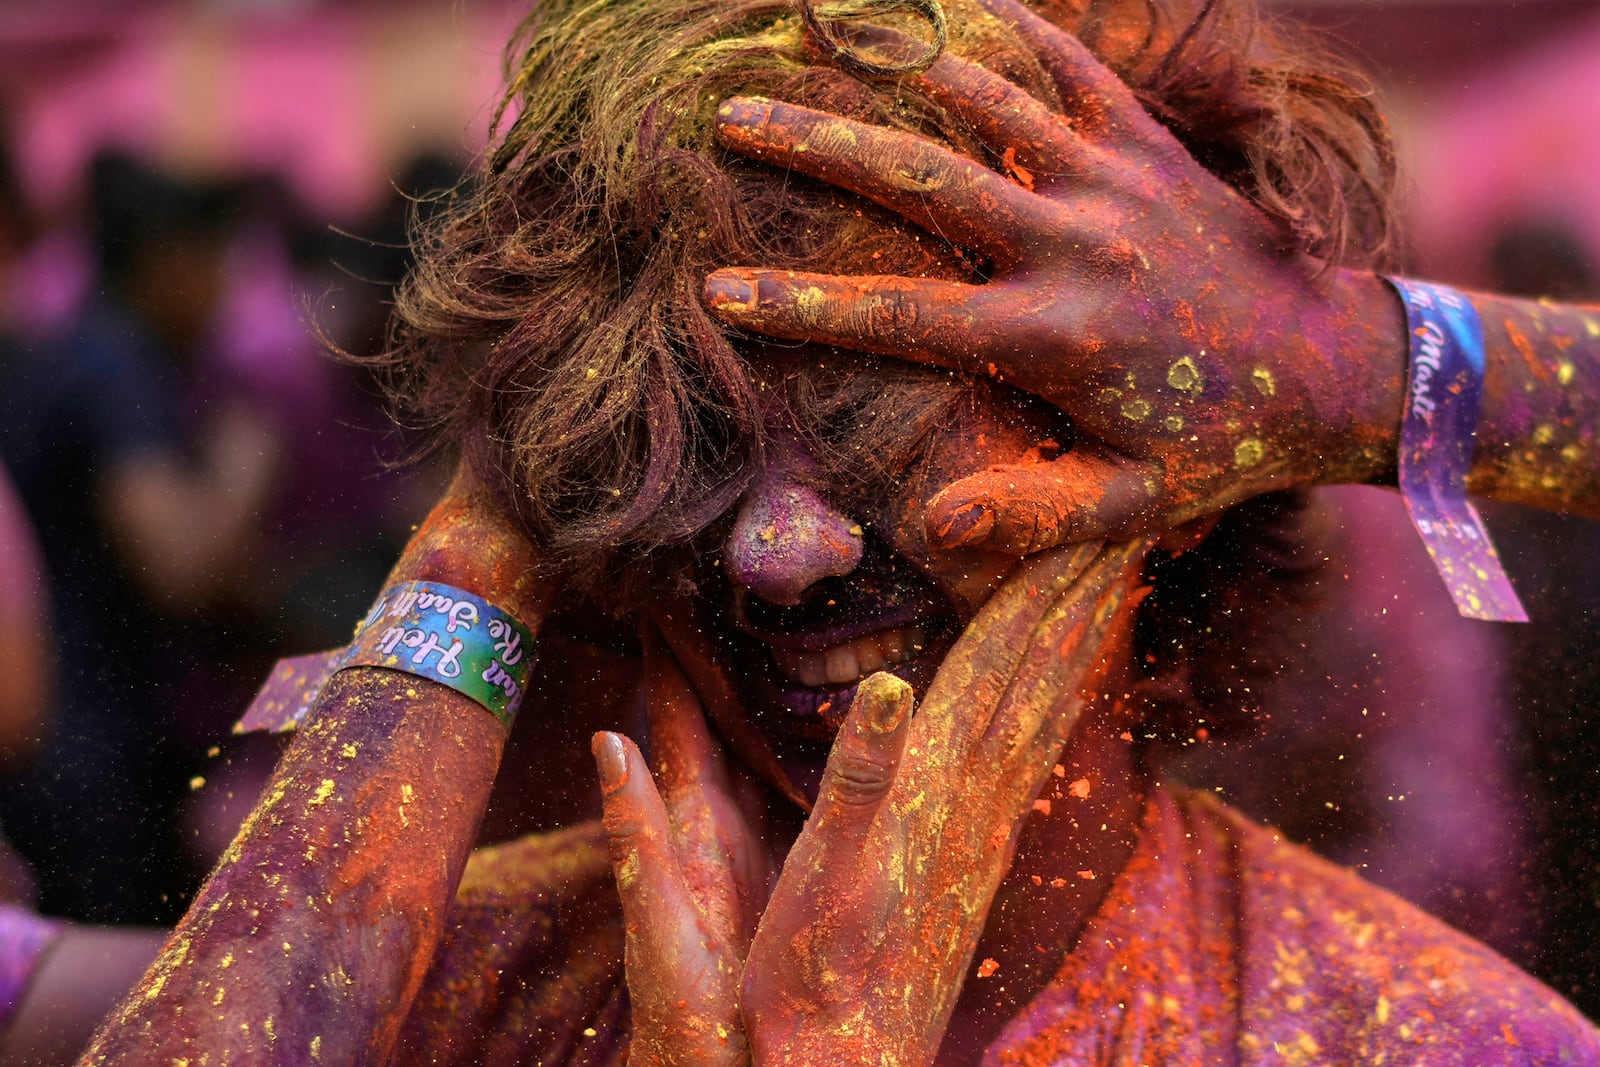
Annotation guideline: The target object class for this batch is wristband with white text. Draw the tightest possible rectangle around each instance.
[237,581,535,734]
[1385,276,1527,622]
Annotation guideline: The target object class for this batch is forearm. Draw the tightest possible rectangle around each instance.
[81,469,554,1066]
[1300,277,1600,523]
[1464,292,1600,517]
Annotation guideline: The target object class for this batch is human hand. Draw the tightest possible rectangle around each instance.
[703,0,1403,552]
[595,539,1149,1066]
[82,464,559,1067]
[738,538,1147,1064]
[592,626,776,1067]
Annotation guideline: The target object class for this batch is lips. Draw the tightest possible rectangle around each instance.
[717,556,956,746]
[769,622,932,687]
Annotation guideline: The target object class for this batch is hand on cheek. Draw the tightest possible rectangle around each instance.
[597,539,1148,1067]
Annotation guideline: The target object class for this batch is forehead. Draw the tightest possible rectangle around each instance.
[745,346,1070,498]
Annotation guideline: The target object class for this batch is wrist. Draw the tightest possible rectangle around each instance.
[391,464,559,631]
[1380,276,1527,621]
[1300,265,1408,487]
[236,465,557,737]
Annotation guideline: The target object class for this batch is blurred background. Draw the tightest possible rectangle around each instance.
[0,0,1596,1023]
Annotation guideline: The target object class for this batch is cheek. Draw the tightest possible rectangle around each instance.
[877,490,1023,616]
[935,550,1024,616]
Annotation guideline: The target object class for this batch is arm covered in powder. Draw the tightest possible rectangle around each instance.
[79,466,557,1066]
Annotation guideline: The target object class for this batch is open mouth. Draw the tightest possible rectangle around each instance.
[769,622,934,688]
[724,557,959,742]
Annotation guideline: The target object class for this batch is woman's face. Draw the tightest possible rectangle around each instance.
[698,350,1105,788]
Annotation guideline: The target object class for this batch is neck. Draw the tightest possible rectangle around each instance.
[938,713,1151,1064]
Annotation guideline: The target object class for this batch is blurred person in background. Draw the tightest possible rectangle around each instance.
[0,135,457,1067]
[0,140,52,784]
[0,150,281,926]
[0,274,168,1064]
[179,156,461,876]
[0,460,52,904]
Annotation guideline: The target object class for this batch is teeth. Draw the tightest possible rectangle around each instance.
[824,645,859,685]
[771,624,928,688]
[855,640,887,674]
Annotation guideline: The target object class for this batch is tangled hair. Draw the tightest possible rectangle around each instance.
[376,0,1394,594]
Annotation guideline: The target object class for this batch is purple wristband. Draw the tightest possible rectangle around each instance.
[1386,277,1527,622]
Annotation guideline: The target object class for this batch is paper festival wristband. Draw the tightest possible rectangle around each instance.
[236,581,536,735]
[1383,277,1527,623]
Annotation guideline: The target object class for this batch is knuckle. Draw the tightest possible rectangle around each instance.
[869,289,919,339]
[886,148,951,193]
[796,114,860,157]
[826,747,896,807]
[601,804,652,847]
[836,287,920,342]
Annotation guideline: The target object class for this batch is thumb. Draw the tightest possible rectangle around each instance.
[925,449,1160,553]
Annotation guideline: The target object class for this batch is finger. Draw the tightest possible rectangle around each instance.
[978,538,1150,762]
[795,672,914,871]
[910,540,1103,759]
[594,732,722,995]
[652,603,808,812]
[888,543,1148,939]
[977,0,1162,144]
[896,542,1144,856]
[593,732,745,1066]
[703,269,991,370]
[642,628,759,949]
[715,96,1041,259]
[644,626,733,803]
[925,450,1163,552]
[915,48,1080,184]
[826,544,1119,998]
[845,23,1080,182]
[746,674,914,993]
[594,731,698,925]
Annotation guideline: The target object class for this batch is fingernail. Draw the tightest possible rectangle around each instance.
[715,96,774,131]
[932,502,994,548]
[856,672,912,734]
[703,271,754,312]
[592,732,628,792]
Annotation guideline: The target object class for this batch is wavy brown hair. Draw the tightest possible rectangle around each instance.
[374,0,1394,593]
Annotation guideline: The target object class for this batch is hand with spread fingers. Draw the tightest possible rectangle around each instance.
[702,0,1406,554]
[594,540,1150,1067]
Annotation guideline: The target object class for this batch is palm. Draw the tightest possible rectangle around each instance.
[596,542,1150,1066]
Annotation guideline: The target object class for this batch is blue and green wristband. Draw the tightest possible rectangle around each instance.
[237,580,535,734]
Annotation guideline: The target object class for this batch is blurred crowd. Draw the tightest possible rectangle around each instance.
[0,137,453,930]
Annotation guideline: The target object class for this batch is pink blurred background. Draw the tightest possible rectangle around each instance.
[7,0,1599,270]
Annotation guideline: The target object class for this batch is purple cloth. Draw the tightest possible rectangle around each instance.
[0,905,63,1033]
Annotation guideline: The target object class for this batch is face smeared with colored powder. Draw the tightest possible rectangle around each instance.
[698,349,1116,797]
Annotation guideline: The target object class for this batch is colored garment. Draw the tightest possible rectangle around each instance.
[988,787,1600,1064]
[395,786,1600,1065]
[0,905,63,1036]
